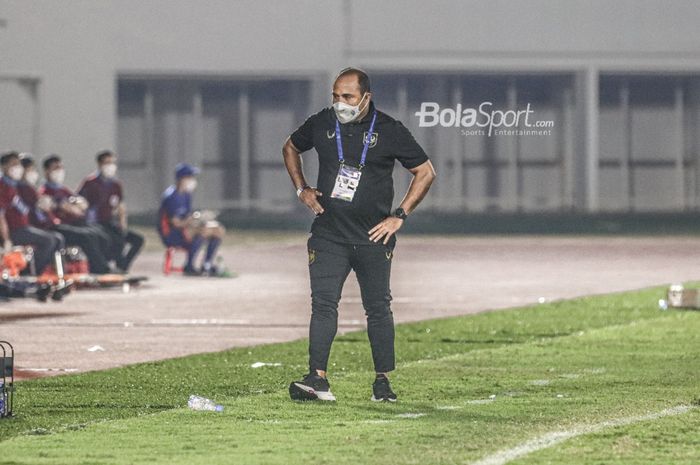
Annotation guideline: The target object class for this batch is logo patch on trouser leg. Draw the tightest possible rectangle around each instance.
[308,249,316,265]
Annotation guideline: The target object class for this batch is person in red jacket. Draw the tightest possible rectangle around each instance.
[32,154,112,274]
[0,151,61,274]
[17,154,65,248]
[77,150,144,273]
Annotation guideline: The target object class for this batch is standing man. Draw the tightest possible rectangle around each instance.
[283,68,436,402]
[78,150,144,273]
[158,163,226,276]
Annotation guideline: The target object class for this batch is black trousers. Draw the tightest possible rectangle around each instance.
[98,223,144,272]
[54,224,111,274]
[10,226,63,273]
[307,235,395,374]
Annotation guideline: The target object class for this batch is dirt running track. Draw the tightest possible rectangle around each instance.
[2,235,699,379]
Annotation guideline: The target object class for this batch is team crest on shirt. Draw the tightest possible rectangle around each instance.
[363,131,378,148]
[326,130,335,139]
[109,194,120,207]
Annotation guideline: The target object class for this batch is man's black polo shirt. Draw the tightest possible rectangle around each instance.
[290,102,429,246]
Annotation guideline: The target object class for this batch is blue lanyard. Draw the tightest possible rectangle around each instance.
[335,111,377,169]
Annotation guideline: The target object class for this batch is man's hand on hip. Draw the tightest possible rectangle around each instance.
[299,188,325,216]
[369,217,404,244]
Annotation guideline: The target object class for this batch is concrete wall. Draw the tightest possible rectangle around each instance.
[2,0,700,213]
[0,0,341,186]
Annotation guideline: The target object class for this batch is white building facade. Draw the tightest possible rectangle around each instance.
[2,0,700,213]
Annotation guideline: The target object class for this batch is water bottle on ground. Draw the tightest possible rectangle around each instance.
[188,395,224,412]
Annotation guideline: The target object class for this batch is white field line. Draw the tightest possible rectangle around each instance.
[148,319,251,325]
[143,318,364,327]
[17,367,79,373]
[470,405,695,465]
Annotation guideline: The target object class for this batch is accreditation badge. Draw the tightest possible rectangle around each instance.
[330,164,362,202]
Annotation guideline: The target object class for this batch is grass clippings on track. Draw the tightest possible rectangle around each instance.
[0,285,698,465]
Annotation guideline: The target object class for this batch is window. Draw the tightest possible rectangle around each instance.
[371,73,575,212]
[117,77,312,211]
[599,75,700,211]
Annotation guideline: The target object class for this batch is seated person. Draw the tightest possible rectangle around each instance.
[33,154,112,274]
[17,153,66,251]
[0,151,61,274]
[78,150,144,273]
[158,163,225,276]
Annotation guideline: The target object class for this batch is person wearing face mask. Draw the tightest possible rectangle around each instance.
[0,151,62,274]
[16,154,66,251]
[20,154,41,187]
[283,67,436,403]
[158,163,226,276]
[35,154,112,274]
[77,150,144,273]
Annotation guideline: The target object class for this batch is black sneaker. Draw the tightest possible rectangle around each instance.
[289,372,336,401]
[51,280,74,302]
[371,376,397,402]
[183,265,204,277]
[35,283,53,302]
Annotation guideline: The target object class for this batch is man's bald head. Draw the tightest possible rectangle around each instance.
[334,67,371,95]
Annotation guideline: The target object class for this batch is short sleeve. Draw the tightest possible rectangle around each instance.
[77,180,89,201]
[78,179,97,207]
[393,122,429,170]
[289,114,316,153]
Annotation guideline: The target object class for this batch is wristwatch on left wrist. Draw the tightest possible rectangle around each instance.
[392,207,408,220]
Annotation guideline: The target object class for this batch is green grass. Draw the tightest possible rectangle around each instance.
[1,286,698,464]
